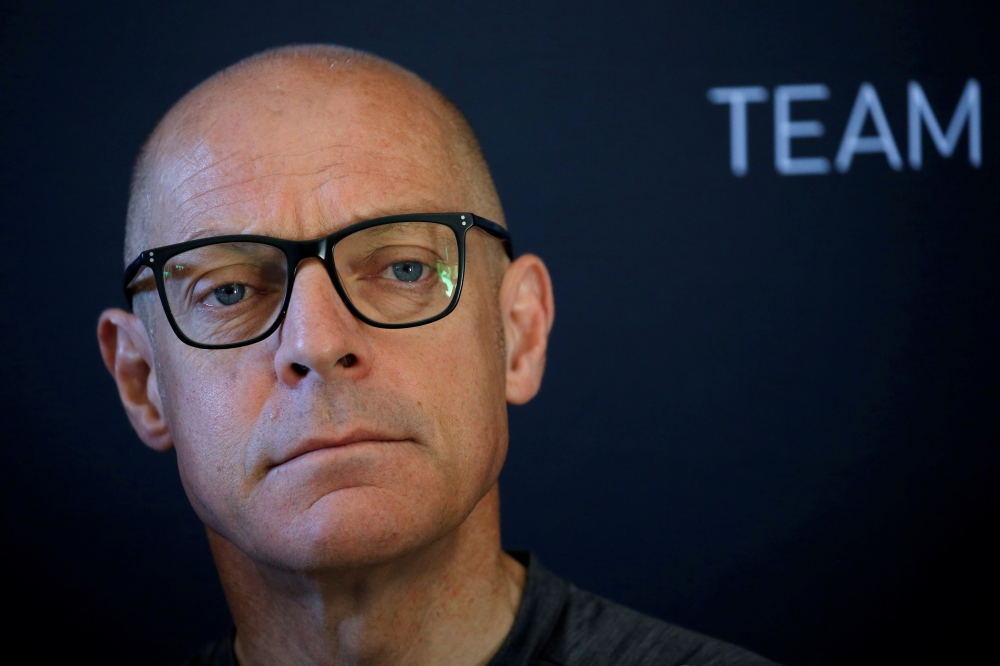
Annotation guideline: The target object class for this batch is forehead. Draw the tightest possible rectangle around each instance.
[149,65,469,246]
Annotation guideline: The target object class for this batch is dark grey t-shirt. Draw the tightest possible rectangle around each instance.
[185,553,779,666]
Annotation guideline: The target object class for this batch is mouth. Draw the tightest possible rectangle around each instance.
[272,430,411,468]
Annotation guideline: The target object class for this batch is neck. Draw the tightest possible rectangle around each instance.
[207,484,525,666]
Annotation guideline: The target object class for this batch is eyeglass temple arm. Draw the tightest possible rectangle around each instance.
[122,251,150,309]
[472,215,514,260]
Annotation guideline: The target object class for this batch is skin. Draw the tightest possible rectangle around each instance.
[97,47,555,666]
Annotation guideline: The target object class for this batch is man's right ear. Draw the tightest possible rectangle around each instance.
[97,309,173,452]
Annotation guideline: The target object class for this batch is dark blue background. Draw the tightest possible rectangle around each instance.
[2,1,997,663]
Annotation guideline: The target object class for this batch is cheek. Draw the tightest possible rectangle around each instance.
[158,346,274,523]
[376,281,508,488]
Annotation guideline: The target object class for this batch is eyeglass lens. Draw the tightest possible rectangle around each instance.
[160,221,461,346]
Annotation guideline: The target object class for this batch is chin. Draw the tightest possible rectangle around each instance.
[247,484,463,573]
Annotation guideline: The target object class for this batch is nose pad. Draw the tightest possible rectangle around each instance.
[320,252,346,304]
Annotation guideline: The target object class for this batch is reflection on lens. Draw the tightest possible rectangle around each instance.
[333,222,460,325]
[162,242,287,345]
[435,257,457,297]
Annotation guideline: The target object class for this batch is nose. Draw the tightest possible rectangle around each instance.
[273,258,372,386]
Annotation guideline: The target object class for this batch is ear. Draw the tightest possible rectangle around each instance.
[97,308,173,451]
[500,254,555,405]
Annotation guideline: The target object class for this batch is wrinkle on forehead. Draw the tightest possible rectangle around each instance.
[162,149,461,244]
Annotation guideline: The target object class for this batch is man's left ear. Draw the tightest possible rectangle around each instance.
[500,254,555,404]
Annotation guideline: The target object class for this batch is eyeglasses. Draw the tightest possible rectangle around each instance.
[123,213,513,349]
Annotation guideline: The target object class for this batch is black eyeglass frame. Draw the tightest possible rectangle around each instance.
[123,213,513,350]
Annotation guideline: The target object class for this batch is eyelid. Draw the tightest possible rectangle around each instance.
[181,262,272,295]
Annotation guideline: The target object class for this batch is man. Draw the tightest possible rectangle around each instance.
[98,45,777,666]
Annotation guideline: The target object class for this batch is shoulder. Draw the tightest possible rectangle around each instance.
[537,583,779,666]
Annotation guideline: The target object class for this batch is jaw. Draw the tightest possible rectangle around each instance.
[206,482,515,666]
[205,478,507,584]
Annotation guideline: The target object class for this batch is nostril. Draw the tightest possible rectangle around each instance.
[291,363,309,377]
[340,353,357,368]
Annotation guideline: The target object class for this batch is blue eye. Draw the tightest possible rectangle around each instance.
[214,284,247,305]
[391,262,425,282]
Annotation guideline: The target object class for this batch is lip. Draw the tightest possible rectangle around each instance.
[272,429,409,468]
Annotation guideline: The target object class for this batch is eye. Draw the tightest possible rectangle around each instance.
[390,261,426,282]
[213,283,248,306]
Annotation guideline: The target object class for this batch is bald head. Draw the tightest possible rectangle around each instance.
[125,45,504,263]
